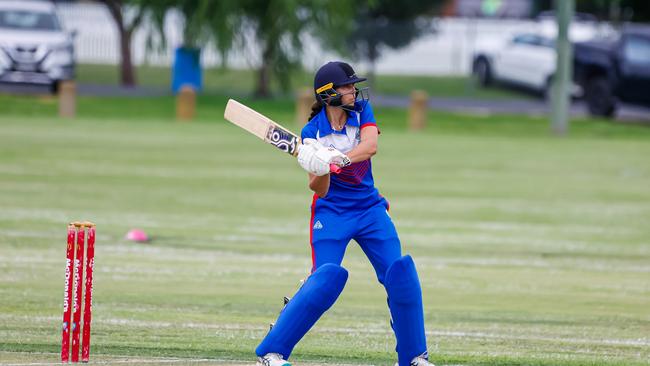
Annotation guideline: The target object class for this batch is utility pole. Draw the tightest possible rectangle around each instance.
[551,0,574,136]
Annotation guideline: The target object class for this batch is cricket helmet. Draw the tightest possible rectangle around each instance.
[314,61,369,109]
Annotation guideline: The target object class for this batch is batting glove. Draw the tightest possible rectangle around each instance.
[297,139,330,176]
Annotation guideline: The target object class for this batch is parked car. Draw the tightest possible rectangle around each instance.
[472,33,560,98]
[574,25,650,117]
[471,17,611,98]
[0,0,75,93]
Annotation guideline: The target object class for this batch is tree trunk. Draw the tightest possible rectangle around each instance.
[367,40,378,90]
[119,28,136,87]
[254,42,273,98]
[255,64,270,97]
[367,58,376,90]
[103,0,137,87]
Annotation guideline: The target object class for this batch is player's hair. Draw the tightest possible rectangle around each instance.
[309,100,324,121]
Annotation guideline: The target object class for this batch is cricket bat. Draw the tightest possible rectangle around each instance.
[224,99,341,174]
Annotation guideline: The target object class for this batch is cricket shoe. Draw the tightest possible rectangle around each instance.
[257,353,291,366]
[394,352,435,366]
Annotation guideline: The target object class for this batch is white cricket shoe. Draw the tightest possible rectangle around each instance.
[394,352,435,366]
[257,353,291,366]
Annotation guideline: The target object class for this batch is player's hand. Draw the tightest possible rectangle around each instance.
[297,139,330,176]
[329,151,351,168]
[314,143,351,168]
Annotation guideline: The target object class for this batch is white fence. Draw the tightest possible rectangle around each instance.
[56,2,613,76]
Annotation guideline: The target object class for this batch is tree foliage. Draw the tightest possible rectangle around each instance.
[102,0,238,86]
[101,0,443,94]
[142,0,352,97]
[145,0,239,58]
[334,0,443,83]
[235,0,354,97]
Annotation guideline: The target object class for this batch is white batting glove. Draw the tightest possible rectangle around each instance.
[313,143,350,168]
[298,139,352,175]
[297,139,330,176]
[329,152,351,168]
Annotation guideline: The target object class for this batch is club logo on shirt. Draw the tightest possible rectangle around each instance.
[313,220,323,230]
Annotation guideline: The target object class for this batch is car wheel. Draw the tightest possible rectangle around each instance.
[543,76,554,102]
[50,80,60,95]
[474,58,492,87]
[585,76,615,117]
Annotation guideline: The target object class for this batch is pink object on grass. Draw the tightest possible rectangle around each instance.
[125,229,149,243]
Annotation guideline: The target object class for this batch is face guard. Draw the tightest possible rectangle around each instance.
[316,82,370,113]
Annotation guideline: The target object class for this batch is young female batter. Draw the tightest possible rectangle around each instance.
[255,61,432,366]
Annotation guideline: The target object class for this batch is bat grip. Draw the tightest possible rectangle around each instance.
[329,164,341,174]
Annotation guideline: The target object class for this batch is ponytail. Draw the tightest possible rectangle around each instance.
[308,99,324,121]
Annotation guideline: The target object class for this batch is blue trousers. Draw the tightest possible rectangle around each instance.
[310,200,401,284]
[256,199,427,364]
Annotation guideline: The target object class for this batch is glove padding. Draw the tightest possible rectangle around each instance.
[297,139,350,176]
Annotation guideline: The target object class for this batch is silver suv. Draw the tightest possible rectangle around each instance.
[0,0,75,92]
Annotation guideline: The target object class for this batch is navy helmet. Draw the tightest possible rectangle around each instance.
[314,61,368,110]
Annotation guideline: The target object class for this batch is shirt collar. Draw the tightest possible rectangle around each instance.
[316,107,359,137]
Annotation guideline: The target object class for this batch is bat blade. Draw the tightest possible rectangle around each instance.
[223,99,341,174]
[224,99,300,156]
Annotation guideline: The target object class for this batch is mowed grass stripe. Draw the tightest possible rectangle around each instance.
[1,114,649,365]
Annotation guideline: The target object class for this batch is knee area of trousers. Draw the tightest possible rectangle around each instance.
[384,255,422,304]
[305,263,348,310]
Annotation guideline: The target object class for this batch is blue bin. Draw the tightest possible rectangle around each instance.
[172,47,202,94]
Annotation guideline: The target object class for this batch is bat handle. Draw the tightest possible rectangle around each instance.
[329,164,341,174]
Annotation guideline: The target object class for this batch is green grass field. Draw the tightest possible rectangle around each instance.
[75,64,531,100]
[0,95,649,366]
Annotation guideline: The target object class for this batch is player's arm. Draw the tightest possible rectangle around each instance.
[308,173,330,198]
[344,126,378,163]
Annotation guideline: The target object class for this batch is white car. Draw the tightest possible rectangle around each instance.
[471,19,613,98]
[472,33,559,97]
[0,0,75,92]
